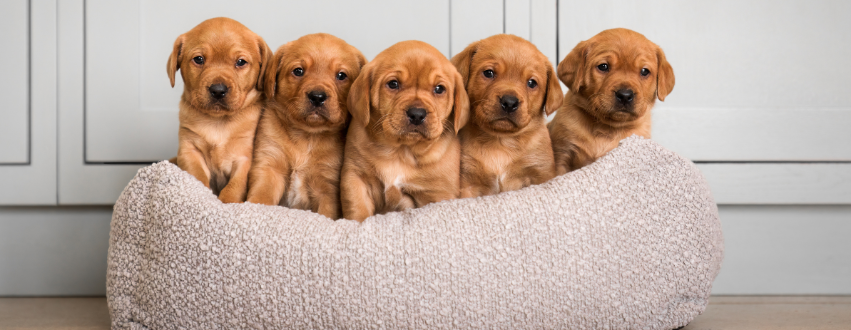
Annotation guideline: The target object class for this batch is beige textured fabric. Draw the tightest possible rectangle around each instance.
[107,136,723,329]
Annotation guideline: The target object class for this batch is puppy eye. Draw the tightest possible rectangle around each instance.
[236,59,247,67]
[386,80,399,90]
[293,68,304,77]
[527,79,537,89]
[336,72,347,81]
[597,63,609,72]
[434,85,446,94]
[483,70,495,78]
[641,68,651,76]
[193,56,204,65]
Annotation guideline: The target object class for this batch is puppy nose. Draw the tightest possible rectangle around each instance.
[208,84,228,99]
[307,90,327,106]
[615,89,634,104]
[406,107,427,125]
[500,95,520,113]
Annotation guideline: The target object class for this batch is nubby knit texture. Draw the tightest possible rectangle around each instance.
[107,136,723,329]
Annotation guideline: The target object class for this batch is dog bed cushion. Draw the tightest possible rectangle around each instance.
[107,136,723,329]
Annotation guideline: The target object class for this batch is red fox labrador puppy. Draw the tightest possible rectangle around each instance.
[548,28,675,174]
[341,40,470,221]
[247,33,366,219]
[168,17,273,203]
[451,34,563,197]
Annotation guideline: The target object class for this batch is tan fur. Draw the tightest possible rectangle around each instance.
[168,17,273,203]
[548,28,675,174]
[451,34,563,197]
[246,33,366,219]
[341,41,470,221]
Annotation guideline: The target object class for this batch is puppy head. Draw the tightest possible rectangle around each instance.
[452,34,563,135]
[557,28,675,125]
[264,33,366,132]
[348,40,469,145]
[167,17,273,115]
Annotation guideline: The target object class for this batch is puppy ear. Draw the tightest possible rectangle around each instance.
[557,40,590,92]
[452,70,470,133]
[166,34,185,88]
[655,46,675,101]
[354,49,368,69]
[450,41,478,86]
[263,43,287,99]
[542,65,564,115]
[255,37,274,96]
[347,62,373,127]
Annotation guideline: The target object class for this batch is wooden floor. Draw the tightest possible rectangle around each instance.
[0,296,848,329]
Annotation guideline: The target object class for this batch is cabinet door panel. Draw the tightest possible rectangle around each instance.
[558,0,851,161]
[1,0,57,205]
[85,0,450,162]
[0,0,30,164]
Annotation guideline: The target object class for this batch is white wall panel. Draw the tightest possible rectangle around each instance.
[0,0,57,205]
[59,0,144,205]
[712,205,851,294]
[0,0,30,164]
[558,0,851,161]
[85,0,452,162]
[450,0,503,57]
[698,164,851,205]
[0,207,112,296]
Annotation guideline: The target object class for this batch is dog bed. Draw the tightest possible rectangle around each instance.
[107,136,723,329]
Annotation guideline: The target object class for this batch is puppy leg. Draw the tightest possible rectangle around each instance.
[218,157,251,203]
[341,168,375,222]
[460,178,498,198]
[552,142,576,175]
[178,144,211,189]
[412,184,458,208]
[311,174,341,220]
[246,160,289,206]
[460,157,498,198]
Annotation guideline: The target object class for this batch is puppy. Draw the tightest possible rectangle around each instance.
[451,34,563,198]
[341,40,470,221]
[168,17,272,203]
[246,34,366,219]
[548,28,674,174]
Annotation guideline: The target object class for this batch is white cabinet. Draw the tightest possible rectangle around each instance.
[557,0,851,204]
[84,0,454,162]
[558,0,851,161]
[0,0,846,204]
[0,0,57,205]
[58,0,503,203]
[0,0,30,164]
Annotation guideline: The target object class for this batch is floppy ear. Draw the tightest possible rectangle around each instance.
[354,49,368,69]
[655,46,675,101]
[542,65,564,115]
[256,36,274,95]
[347,62,373,127]
[263,43,287,99]
[452,70,470,133]
[166,34,185,88]
[557,40,590,92]
[450,40,479,86]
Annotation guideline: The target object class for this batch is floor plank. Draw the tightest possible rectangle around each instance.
[0,296,849,329]
[683,296,851,330]
[0,297,110,330]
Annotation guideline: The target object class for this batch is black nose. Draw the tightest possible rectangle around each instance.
[307,90,327,106]
[208,84,228,100]
[500,95,520,113]
[406,107,427,125]
[615,89,634,104]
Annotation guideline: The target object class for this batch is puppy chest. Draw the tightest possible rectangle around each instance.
[284,152,316,207]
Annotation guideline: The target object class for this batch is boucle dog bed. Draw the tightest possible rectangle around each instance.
[107,136,723,329]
